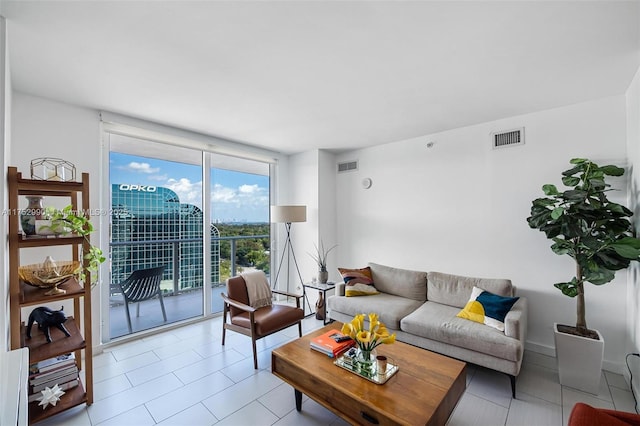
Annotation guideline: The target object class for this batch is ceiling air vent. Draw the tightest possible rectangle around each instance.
[337,160,358,173]
[491,127,524,149]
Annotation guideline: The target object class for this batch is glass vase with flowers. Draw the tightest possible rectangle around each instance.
[341,313,396,377]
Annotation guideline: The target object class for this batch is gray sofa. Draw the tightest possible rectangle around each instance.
[327,262,527,397]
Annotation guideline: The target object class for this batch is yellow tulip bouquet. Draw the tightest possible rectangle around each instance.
[341,313,396,362]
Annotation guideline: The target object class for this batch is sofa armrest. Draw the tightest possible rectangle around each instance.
[336,282,345,296]
[505,297,527,341]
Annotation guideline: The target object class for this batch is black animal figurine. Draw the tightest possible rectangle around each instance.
[26,306,71,343]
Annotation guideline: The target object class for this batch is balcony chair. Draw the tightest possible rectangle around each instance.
[221,271,304,369]
[114,266,167,333]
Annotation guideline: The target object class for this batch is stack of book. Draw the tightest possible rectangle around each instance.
[310,329,355,358]
[28,353,79,402]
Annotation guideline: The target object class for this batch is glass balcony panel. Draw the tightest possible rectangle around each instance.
[109,239,204,339]
[210,155,270,314]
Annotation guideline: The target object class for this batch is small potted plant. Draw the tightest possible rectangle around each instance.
[527,158,640,393]
[309,240,337,283]
[40,205,106,283]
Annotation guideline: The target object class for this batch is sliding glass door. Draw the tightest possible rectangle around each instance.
[104,133,271,340]
[209,154,270,314]
[108,135,204,338]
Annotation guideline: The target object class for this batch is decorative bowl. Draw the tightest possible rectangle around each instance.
[19,261,81,288]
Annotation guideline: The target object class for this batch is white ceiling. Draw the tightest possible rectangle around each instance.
[2,1,639,155]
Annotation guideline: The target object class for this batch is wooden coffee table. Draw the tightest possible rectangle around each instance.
[272,323,466,426]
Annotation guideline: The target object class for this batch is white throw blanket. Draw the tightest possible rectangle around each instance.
[242,271,272,309]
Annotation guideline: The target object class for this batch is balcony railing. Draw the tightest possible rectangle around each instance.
[108,234,269,339]
[109,234,269,294]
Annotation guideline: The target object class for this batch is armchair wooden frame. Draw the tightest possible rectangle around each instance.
[221,286,303,369]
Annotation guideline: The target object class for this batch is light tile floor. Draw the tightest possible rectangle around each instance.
[36,316,638,426]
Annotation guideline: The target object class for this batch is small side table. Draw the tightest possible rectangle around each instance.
[303,282,336,325]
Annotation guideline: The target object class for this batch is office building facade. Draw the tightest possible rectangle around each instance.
[111,184,220,291]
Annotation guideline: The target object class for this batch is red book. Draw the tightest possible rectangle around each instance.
[310,329,355,358]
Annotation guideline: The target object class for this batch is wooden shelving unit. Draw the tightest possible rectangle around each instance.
[7,166,93,424]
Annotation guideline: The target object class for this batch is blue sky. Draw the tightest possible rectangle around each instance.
[110,152,269,223]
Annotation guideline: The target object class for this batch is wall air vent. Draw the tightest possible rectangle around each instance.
[491,127,524,149]
[337,160,358,173]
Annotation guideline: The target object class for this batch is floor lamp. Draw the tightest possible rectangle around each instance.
[271,205,311,314]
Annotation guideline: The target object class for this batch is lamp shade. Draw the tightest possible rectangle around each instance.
[271,205,306,223]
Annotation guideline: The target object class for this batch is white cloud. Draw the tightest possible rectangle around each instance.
[237,185,268,207]
[212,183,237,203]
[166,178,202,206]
[159,180,268,214]
[238,184,259,194]
[124,162,160,174]
[211,183,268,208]
[139,179,269,221]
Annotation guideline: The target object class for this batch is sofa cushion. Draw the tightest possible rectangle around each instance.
[427,271,513,308]
[457,286,520,331]
[338,266,379,297]
[328,292,423,330]
[368,262,427,301]
[401,301,522,362]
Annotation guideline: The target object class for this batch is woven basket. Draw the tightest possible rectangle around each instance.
[19,261,81,288]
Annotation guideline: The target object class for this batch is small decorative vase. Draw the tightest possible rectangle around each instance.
[20,196,44,236]
[355,347,377,377]
[41,256,59,275]
[38,256,66,296]
[318,270,329,284]
[315,292,325,320]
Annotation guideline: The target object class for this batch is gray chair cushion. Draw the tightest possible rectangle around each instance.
[368,262,427,301]
[427,271,513,308]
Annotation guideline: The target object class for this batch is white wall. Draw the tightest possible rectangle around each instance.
[626,66,640,394]
[335,95,629,371]
[0,16,10,352]
[10,92,102,347]
[282,150,339,313]
[12,93,102,209]
[318,150,338,283]
[11,94,101,271]
[275,150,318,294]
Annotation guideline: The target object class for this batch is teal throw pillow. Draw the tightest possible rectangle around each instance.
[457,286,519,332]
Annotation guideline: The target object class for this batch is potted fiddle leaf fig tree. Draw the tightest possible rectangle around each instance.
[527,158,640,393]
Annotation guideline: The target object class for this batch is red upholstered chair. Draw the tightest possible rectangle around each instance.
[569,403,640,426]
[221,274,304,369]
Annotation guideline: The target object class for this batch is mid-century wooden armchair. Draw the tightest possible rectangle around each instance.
[221,273,304,369]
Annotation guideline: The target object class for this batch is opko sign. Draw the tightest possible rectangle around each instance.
[119,184,157,192]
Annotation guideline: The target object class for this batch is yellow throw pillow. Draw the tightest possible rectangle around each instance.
[338,266,379,297]
[457,286,519,331]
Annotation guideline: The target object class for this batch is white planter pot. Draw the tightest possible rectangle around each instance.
[554,323,604,394]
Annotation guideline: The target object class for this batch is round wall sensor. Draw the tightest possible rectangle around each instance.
[362,178,372,189]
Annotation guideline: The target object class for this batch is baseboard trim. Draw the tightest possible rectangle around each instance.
[524,340,623,374]
[603,359,624,375]
[524,340,555,357]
